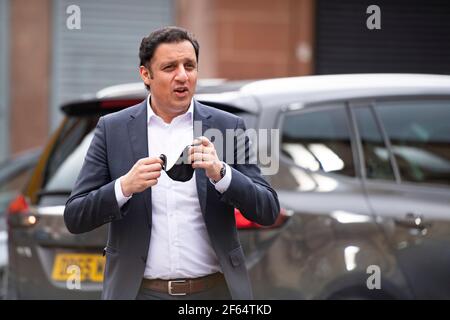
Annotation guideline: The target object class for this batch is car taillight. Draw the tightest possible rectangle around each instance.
[235,208,290,230]
[8,194,29,215]
[7,194,38,228]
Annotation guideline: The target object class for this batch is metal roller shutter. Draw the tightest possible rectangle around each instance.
[51,0,173,129]
[315,0,450,75]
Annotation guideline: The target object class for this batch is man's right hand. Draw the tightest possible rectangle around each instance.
[120,157,164,197]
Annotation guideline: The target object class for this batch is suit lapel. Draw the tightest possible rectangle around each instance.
[127,101,152,228]
[193,100,212,219]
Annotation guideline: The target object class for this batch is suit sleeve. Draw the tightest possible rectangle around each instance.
[218,117,280,226]
[64,117,129,234]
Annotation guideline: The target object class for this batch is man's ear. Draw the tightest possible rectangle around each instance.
[139,65,153,86]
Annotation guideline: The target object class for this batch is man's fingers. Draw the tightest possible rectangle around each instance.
[144,179,158,188]
[137,163,163,174]
[141,171,161,181]
[191,160,212,169]
[189,145,214,156]
[189,145,203,155]
[192,136,211,147]
[143,163,163,172]
[139,156,164,166]
[189,152,212,163]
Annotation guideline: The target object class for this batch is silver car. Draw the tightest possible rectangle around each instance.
[6,74,450,299]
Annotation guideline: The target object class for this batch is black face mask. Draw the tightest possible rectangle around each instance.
[159,145,194,182]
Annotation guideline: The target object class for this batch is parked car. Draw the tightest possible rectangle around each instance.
[0,148,41,298]
[7,74,450,299]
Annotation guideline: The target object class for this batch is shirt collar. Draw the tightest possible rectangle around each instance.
[147,94,194,125]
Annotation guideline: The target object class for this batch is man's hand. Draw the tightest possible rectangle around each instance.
[189,136,223,182]
[120,157,164,197]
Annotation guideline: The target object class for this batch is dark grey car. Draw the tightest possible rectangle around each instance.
[7,74,450,299]
[0,148,41,298]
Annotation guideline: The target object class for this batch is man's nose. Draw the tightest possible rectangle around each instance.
[175,65,188,81]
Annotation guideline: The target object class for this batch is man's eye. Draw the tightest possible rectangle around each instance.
[164,65,174,71]
[185,64,196,70]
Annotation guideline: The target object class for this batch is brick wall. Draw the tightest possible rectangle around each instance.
[10,0,51,154]
[177,0,315,79]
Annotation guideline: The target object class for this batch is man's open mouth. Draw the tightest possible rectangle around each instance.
[174,87,189,94]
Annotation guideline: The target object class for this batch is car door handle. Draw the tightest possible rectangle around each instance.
[394,212,430,230]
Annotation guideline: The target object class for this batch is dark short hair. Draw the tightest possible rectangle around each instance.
[139,26,199,90]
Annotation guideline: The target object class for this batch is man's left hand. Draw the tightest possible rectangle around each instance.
[188,136,223,182]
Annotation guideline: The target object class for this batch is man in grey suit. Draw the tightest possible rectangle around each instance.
[64,26,280,300]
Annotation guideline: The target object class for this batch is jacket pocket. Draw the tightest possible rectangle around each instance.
[228,246,244,267]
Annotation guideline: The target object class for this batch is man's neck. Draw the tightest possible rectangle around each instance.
[150,100,190,124]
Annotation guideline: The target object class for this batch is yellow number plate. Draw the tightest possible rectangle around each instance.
[51,253,105,282]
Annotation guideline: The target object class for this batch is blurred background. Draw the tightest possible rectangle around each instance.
[1,0,450,160]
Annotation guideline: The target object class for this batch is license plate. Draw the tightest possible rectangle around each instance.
[51,253,105,282]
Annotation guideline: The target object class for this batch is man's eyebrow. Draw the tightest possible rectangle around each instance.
[160,58,196,66]
[160,60,176,67]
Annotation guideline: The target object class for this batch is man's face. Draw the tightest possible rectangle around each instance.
[141,40,198,117]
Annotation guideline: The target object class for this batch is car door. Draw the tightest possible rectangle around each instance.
[247,101,394,299]
[354,98,450,299]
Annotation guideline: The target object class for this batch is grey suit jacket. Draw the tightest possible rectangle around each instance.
[64,100,280,299]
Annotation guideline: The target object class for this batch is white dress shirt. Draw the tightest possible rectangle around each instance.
[114,95,232,279]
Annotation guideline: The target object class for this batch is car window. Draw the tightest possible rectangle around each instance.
[45,131,94,192]
[37,116,99,205]
[353,106,395,181]
[44,117,99,186]
[375,100,450,186]
[281,107,355,177]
